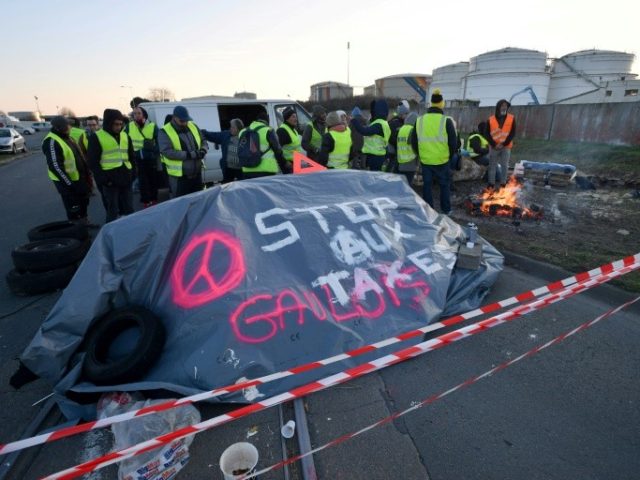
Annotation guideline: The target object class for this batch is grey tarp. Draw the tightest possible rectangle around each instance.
[20,170,503,419]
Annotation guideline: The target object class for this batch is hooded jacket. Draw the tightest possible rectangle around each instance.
[349,99,389,158]
[487,99,516,148]
[87,109,135,187]
[42,126,90,194]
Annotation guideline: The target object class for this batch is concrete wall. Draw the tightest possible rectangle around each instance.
[445,101,640,145]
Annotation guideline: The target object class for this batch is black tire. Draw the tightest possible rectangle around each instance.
[28,221,88,242]
[11,144,17,154]
[82,307,166,385]
[6,265,76,296]
[12,238,85,272]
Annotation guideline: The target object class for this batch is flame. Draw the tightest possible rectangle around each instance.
[479,177,535,217]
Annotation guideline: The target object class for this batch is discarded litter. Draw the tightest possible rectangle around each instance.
[281,420,296,439]
[219,442,259,480]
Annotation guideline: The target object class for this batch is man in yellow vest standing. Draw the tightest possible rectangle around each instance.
[395,112,419,185]
[487,99,516,189]
[276,107,300,171]
[87,109,135,223]
[158,105,208,198]
[126,106,159,207]
[317,111,353,169]
[42,116,92,224]
[349,99,390,171]
[410,89,458,215]
[241,111,288,179]
[301,105,326,161]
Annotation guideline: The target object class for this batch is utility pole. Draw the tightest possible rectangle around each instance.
[347,41,351,86]
[34,96,41,117]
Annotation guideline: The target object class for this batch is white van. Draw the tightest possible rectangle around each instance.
[140,99,311,184]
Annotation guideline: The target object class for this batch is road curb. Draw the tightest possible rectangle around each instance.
[501,249,639,307]
[0,150,36,167]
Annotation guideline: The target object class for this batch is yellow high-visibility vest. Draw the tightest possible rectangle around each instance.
[396,124,416,164]
[416,113,449,165]
[466,133,489,158]
[327,130,352,169]
[128,121,156,151]
[161,121,202,177]
[279,122,301,162]
[95,129,131,171]
[242,121,279,174]
[44,132,79,181]
[362,119,390,156]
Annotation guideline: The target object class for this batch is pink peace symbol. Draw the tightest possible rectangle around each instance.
[171,231,246,308]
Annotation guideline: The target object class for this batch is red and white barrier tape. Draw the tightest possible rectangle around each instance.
[245,296,640,479]
[3,252,637,458]
[41,263,639,480]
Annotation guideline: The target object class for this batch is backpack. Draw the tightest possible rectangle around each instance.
[238,124,270,168]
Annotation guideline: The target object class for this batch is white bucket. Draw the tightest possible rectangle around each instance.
[219,442,259,480]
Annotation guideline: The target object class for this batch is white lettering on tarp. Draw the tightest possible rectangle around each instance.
[294,206,330,234]
[375,260,411,288]
[336,201,376,223]
[360,224,392,252]
[256,208,300,252]
[371,197,398,219]
[382,221,414,242]
[408,248,445,276]
[312,270,351,305]
[351,267,384,301]
[330,226,373,266]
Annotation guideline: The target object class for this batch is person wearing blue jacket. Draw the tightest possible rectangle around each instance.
[202,119,244,183]
[349,99,390,171]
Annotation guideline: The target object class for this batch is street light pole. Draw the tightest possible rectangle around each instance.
[33,96,41,117]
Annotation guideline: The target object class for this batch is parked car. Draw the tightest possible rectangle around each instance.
[6,124,36,135]
[31,121,52,132]
[141,98,311,184]
[0,128,27,154]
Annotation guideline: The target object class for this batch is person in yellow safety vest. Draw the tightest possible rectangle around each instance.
[395,112,419,185]
[467,121,503,184]
[158,105,208,198]
[277,107,301,166]
[387,100,411,173]
[42,116,93,224]
[87,108,135,223]
[487,99,516,189]
[68,118,85,146]
[301,105,326,161]
[126,106,160,207]
[241,110,288,179]
[409,89,458,215]
[317,111,353,169]
[349,99,390,171]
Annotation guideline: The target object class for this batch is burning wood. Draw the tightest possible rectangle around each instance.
[464,177,543,220]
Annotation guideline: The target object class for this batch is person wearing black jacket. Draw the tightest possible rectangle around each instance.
[349,99,390,171]
[409,90,458,214]
[42,116,92,223]
[126,106,159,207]
[87,108,135,223]
[301,105,326,160]
[387,100,410,173]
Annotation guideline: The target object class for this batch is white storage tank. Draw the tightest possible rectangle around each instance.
[429,62,468,102]
[463,48,551,106]
[309,81,353,102]
[374,74,431,102]
[547,50,637,103]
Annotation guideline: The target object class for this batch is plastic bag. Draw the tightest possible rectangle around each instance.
[97,392,201,480]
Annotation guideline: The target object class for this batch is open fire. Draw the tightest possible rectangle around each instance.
[464,177,543,220]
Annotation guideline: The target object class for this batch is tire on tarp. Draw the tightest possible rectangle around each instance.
[27,221,88,242]
[12,238,85,271]
[82,307,166,386]
[6,265,76,296]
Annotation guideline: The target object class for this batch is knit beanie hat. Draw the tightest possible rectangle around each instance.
[325,111,342,128]
[51,116,69,134]
[430,88,445,109]
[283,107,296,121]
[311,105,326,119]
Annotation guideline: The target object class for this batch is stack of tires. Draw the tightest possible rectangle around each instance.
[6,221,91,296]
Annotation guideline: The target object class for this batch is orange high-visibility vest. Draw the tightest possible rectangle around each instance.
[489,114,514,149]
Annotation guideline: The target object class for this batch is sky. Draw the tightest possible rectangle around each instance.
[2,0,639,116]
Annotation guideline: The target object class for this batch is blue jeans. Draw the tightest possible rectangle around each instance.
[421,163,451,213]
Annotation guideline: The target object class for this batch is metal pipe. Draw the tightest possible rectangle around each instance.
[293,398,317,480]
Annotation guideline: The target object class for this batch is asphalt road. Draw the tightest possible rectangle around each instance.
[0,145,638,479]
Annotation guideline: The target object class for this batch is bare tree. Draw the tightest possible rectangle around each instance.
[58,106,76,117]
[148,87,176,102]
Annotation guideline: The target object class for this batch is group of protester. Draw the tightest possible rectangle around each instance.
[42,92,515,226]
